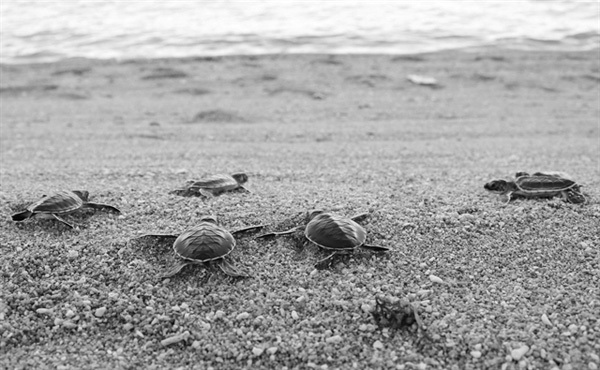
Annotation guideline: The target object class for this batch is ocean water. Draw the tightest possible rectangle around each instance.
[0,0,598,64]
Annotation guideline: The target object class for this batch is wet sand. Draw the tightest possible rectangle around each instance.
[1,49,599,369]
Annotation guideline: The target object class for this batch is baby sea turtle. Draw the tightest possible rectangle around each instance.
[257,210,389,269]
[170,173,249,197]
[11,190,121,228]
[484,172,586,204]
[135,216,263,279]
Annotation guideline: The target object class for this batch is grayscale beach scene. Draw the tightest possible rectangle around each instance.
[1,1,599,369]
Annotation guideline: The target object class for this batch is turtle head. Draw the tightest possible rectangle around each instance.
[200,215,218,224]
[484,180,510,193]
[231,173,248,185]
[306,209,325,221]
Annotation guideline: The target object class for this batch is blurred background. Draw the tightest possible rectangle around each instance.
[1,0,598,64]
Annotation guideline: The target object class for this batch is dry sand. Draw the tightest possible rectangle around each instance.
[1,49,599,369]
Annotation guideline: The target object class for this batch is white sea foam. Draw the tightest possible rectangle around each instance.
[0,0,598,63]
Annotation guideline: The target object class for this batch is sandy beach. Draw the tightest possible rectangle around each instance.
[1,49,599,369]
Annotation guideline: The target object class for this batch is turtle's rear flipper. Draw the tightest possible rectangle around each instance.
[161,260,193,278]
[362,244,390,252]
[71,190,90,202]
[11,210,33,221]
[52,214,75,228]
[217,258,250,278]
[256,226,300,238]
[85,202,121,213]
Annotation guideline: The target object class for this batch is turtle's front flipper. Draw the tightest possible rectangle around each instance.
[232,224,265,235]
[161,260,195,278]
[52,214,75,228]
[256,226,301,238]
[198,188,217,198]
[500,192,512,204]
[362,244,390,252]
[11,210,33,222]
[169,188,205,197]
[315,252,339,270]
[217,258,250,278]
[84,202,121,214]
[238,186,251,193]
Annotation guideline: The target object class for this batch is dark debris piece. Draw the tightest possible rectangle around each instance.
[371,295,431,343]
[456,206,480,215]
[372,295,418,329]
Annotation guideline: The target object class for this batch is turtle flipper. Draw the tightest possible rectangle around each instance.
[238,186,251,193]
[231,224,265,235]
[500,192,512,204]
[170,188,205,197]
[256,226,301,238]
[11,210,33,221]
[217,258,250,278]
[362,244,390,252]
[84,202,121,213]
[198,188,217,197]
[71,190,90,201]
[52,214,75,228]
[314,252,339,270]
[349,212,369,222]
[161,260,195,278]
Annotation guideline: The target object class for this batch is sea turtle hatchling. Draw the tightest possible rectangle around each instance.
[11,190,121,228]
[484,172,586,204]
[257,210,389,269]
[135,216,264,279]
[170,173,249,197]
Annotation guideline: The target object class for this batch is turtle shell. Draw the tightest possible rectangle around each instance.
[172,220,236,262]
[190,173,245,191]
[305,212,367,251]
[515,175,577,193]
[28,190,85,214]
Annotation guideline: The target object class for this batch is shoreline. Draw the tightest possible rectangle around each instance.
[2,44,599,67]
